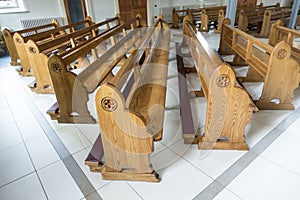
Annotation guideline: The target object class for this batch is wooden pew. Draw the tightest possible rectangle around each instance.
[85,16,170,182]
[25,16,121,94]
[256,7,293,38]
[172,8,189,29]
[13,17,93,76]
[2,20,60,66]
[46,14,146,123]
[219,18,300,110]
[237,5,292,37]
[269,19,300,61]
[172,3,272,31]
[182,15,257,150]
[193,6,226,32]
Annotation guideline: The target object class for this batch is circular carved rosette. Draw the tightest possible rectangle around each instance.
[216,74,230,88]
[15,38,21,44]
[276,49,287,59]
[101,97,117,112]
[28,47,37,54]
[51,63,61,73]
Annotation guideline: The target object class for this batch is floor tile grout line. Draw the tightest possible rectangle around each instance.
[126,181,144,200]
[193,108,300,200]
[7,68,103,200]
[0,73,50,199]
[4,79,51,199]
[0,171,36,190]
[28,98,103,200]
[259,154,300,177]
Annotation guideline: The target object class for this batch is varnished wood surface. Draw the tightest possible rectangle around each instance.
[219,18,300,110]
[92,17,170,182]
[47,15,145,123]
[2,21,60,66]
[25,16,119,94]
[12,18,93,76]
[183,16,256,150]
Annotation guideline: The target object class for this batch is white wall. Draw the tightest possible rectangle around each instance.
[0,0,65,31]
[89,0,117,22]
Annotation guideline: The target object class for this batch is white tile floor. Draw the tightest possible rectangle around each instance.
[0,30,300,200]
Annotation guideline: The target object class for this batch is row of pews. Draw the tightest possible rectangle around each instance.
[172,2,297,38]
[2,9,300,183]
[178,15,300,151]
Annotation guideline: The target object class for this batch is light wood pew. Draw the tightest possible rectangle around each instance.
[182,15,257,150]
[172,8,189,29]
[2,20,60,66]
[47,15,146,123]
[172,6,226,30]
[237,5,292,37]
[193,6,226,32]
[25,16,121,94]
[219,18,300,110]
[269,20,300,61]
[13,17,93,76]
[172,4,270,31]
[256,7,293,38]
[85,16,170,182]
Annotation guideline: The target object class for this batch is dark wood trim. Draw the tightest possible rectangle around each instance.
[63,0,88,24]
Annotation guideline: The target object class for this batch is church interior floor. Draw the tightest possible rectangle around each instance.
[1,30,300,200]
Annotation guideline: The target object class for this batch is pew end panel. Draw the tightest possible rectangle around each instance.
[48,55,96,123]
[2,29,20,66]
[13,33,34,76]
[198,63,254,150]
[255,41,300,110]
[183,16,256,150]
[95,83,159,182]
[25,39,55,94]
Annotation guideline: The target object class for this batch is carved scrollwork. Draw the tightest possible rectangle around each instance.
[51,63,61,73]
[28,47,37,54]
[276,49,287,59]
[15,38,21,44]
[101,97,117,112]
[216,74,230,87]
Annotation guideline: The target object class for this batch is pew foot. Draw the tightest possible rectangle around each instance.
[85,161,104,172]
[46,102,96,123]
[15,66,34,76]
[56,116,96,124]
[28,81,54,94]
[183,134,200,144]
[101,167,160,182]
[198,138,249,150]
[10,61,21,66]
[17,71,34,76]
[254,100,295,110]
